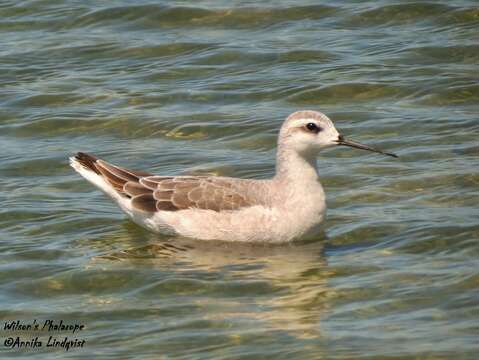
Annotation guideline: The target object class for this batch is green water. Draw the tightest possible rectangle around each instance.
[1,0,478,359]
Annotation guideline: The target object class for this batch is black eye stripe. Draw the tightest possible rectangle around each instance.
[305,122,321,133]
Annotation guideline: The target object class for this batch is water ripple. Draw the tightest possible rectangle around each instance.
[1,0,478,359]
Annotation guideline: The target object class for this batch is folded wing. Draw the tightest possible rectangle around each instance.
[74,152,255,213]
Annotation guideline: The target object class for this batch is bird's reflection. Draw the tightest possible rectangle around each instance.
[93,226,333,339]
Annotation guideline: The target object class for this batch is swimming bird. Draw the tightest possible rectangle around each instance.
[70,110,397,243]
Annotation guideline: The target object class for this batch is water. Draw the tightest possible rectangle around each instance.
[1,0,478,358]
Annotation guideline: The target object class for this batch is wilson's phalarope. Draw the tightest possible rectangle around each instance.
[70,110,397,243]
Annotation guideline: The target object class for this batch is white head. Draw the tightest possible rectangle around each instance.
[278,110,397,158]
[279,110,340,156]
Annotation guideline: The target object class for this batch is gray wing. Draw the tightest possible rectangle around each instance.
[132,176,254,212]
[75,152,256,213]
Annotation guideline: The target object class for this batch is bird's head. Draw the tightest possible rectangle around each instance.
[279,110,397,158]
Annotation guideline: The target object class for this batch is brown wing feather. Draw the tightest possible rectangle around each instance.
[129,176,256,213]
[74,152,100,174]
[131,194,157,212]
[74,152,256,214]
[74,152,153,196]
[156,201,179,211]
[123,182,153,197]
[96,163,129,192]
[151,177,252,212]
[97,160,139,183]
[140,177,173,190]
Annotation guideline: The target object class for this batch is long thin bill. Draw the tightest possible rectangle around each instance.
[337,138,398,158]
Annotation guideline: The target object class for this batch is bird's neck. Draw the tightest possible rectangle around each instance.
[274,144,320,186]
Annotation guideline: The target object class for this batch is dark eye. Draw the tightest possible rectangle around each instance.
[306,122,321,133]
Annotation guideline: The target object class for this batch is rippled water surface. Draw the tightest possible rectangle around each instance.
[1,0,479,359]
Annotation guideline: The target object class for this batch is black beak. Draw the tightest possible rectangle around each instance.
[336,135,398,158]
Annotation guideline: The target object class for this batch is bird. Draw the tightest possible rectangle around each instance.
[70,110,397,243]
